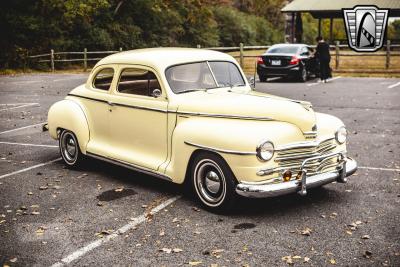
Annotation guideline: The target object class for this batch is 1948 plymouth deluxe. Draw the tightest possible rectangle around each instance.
[47,48,357,210]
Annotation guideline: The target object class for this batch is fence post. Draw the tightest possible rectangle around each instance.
[335,41,340,70]
[197,44,201,49]
[50,49,55,72]
[83,48,87,72]
[239,43,244,68]
[119,47,123,52]
[386,40,391,69]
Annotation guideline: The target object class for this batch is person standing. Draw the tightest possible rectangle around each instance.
[315,36,331,83]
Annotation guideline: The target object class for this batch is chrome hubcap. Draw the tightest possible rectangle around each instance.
[194,160,226,205]
[61,132,77,163]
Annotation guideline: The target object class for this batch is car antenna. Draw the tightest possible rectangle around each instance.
[253,60,257,89]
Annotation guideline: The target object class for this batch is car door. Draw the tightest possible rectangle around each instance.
[84,66,115,157]
[108,65,168,171]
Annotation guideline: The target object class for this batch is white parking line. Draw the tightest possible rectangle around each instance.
[53,77,86,82]
[0,141,58,148]
[11,80,41,85]
[359,166,400,172]
[0,122,45,135]
[51,195,181,267]
[387,81,400,89]
[0,158,61,180]
[307,76,342,87]
[0,103,39,112]
[0,103,38,106]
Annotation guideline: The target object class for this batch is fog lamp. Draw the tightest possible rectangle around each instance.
[282,170,292,182]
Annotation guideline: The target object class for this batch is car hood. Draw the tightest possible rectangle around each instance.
[175,89,316,133]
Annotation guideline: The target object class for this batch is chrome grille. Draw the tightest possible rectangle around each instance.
[275,139,339,176]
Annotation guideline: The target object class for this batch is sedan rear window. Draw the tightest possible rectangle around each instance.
[267,46,300,54]
[93,68,114,91]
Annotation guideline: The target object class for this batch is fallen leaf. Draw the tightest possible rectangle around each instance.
[160,248,172,253]
[192,207,201,212]
[188,261,202,266]
[172,248,183,253]
[31,211,40,215]
[282,256,293,265]
[9,258,17,263]
[39,186,48,190]
[363,250,372,258]
[292,255,302,259]
[141,205,148,208]
[329,259,336,265]
[159,230,165,236]
[304,257,310,263]
[355,220,362,225]
[27,192,33,195]
[301,227,312,236]
[346,230,353,235]
[172,217,179,223]
[97,202,104,206]
[114,188,124,192]
[362,235,370,239]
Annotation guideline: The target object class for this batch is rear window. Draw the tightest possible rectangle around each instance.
[267,46,300,54]
[93,68,114,91]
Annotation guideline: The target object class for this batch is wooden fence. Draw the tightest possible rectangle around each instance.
[28,41,400,72]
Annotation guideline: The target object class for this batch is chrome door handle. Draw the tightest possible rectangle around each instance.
[107,101,115,106]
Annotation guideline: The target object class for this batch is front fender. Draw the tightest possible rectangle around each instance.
[165,117,304,184]
[48,99,90,153]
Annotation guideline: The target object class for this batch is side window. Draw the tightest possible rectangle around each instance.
[93,68,114,91]
[300,47,309,56]
[118,68,162,97]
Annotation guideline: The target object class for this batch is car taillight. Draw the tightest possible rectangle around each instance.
[289,56,299,65]
[257,56,264,65]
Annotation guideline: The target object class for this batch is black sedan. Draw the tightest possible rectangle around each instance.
[257,44,319,82]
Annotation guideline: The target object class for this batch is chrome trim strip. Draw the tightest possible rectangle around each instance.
[184,141,256,155]
[68,94,168,113]
[275,137,335,151]
[236,157,357,198]
[86,152,172,181]
[177,111,274,121]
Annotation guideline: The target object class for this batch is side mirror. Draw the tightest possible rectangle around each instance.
[152,88,162,98]
[249,77,255,89]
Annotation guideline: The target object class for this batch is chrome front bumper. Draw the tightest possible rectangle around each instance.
[236,153,357,198]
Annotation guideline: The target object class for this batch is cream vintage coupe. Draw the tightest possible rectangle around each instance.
[47,48,357,210]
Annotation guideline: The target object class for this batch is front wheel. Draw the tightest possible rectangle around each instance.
[59,130,84,167]
[190,152,238,211]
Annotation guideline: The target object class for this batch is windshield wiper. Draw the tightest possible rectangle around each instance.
[176,89,205,94]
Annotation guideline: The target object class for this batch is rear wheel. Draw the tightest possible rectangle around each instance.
[298,66,307,82]
[190,152,237,211]
[59,130,84,167]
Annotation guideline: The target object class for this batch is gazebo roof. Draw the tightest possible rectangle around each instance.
[281,0,400,18]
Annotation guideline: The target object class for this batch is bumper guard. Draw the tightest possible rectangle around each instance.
[236,153,357,198]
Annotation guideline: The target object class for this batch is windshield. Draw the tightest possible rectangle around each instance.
[165,61,245,94]
[267,46,300,54]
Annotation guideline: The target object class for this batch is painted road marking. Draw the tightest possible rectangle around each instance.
[51,195,181,267]
[0,158,61,180]
[0,141,58,148]
[307,76,342,87]
[0,122,45,135]
[0,103,39,112]
[53,77,87,82]
[11,80,41,85]
[359,166,400,172]
[387,81,400,89]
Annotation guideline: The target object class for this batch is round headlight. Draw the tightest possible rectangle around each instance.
[256,141,274,161]
[335,126,347,144]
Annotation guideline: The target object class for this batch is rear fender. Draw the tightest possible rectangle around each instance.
[48,99,90,153]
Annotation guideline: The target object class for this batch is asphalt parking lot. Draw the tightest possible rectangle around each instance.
[0,74,399,266]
